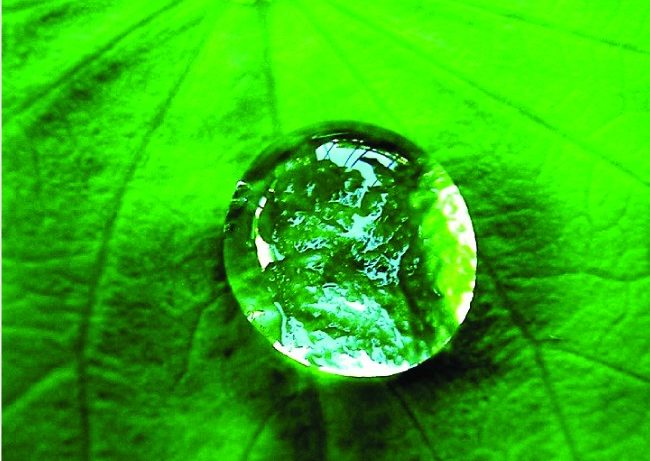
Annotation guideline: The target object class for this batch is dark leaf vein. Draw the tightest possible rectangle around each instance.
[255,0,282,134]
[75,15,214,461]
[543,343,650,385]
[481,258,580,461]
[11,0,185,116]
[173,291,223,387]
[3,0,67,12]
[386,383,442,461]
[240,394,300,461]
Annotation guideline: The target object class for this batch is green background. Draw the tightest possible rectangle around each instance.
[3,0,649,460]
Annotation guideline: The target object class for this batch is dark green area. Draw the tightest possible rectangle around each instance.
[3,0,650,460]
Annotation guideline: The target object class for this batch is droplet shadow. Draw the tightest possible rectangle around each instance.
[204,133,562,460]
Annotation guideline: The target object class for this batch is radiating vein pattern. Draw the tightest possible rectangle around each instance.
[320,0,650,188]
[4,0,650,459]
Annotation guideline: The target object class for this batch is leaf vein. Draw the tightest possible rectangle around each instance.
[11,0,185,116]
[482,259,581,461]
[240,394,300,461]
[543,343,650,385]
[509,268,650,283]
[446,0,650,56]
[323,0,650,189]
[3,0,67,12]
[256,0,282,134]
[75,16,214,461]
[386,383,442,461]
[173,292,223,387]
[4,365,72,412]
[295,0,404,131]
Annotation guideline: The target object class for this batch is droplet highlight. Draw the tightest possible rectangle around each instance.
[224,122,477,377]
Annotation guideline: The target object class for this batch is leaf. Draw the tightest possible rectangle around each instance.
[3,0,650,460]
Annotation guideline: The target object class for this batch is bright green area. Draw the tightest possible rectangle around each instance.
[3,0,650,460]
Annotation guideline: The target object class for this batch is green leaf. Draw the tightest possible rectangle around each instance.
[3,0,649,460]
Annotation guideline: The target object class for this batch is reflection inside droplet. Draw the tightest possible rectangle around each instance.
[224,122,477,377]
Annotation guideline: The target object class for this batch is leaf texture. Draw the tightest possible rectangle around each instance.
[4,1,650,460]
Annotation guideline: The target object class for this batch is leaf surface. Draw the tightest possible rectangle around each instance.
[4,1,650,460]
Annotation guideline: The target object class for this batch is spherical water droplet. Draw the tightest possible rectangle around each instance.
[224,122,477,377]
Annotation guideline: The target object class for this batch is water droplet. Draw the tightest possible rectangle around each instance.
[224,122,477,377]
